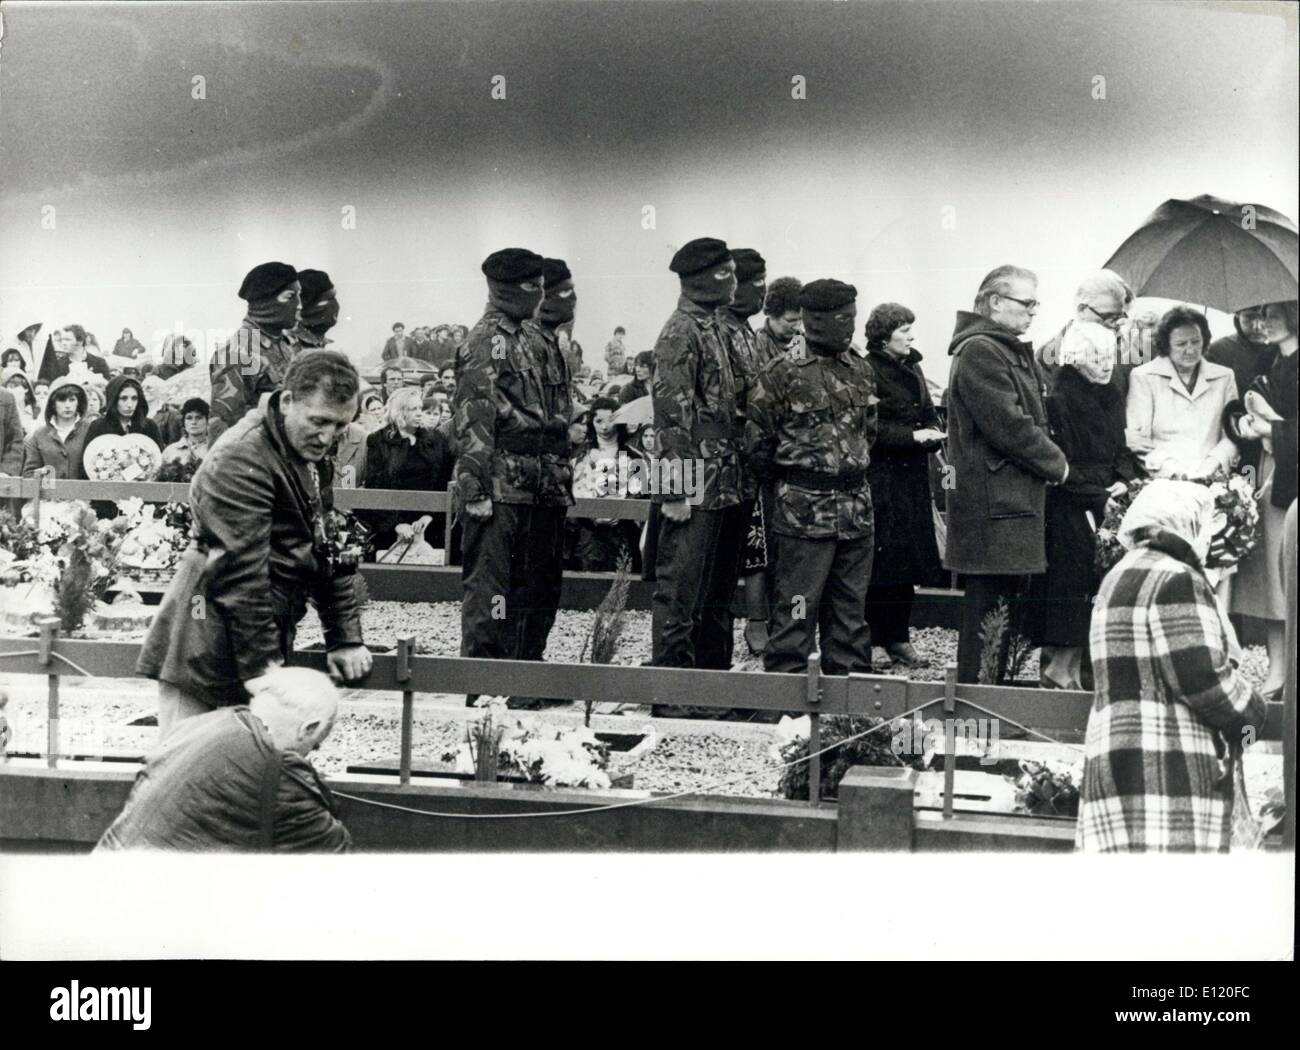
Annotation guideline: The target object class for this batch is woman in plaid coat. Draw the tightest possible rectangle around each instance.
[1078,480,1265,852]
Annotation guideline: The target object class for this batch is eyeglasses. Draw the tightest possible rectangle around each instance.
[1000,294,1039,311]
[1084,303,1127,326]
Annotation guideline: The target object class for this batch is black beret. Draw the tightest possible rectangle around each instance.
[482,248,545,282]
[296,269,335,305]
[238,261,298,302]
[800,279,858,312]
[731,248,766,282]
[542,258,573,286]
[669,237,731,277]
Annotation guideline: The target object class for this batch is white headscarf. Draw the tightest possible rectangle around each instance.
[1118,479,1217,563]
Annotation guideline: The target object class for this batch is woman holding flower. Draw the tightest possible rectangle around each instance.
[1078,480,1264,852]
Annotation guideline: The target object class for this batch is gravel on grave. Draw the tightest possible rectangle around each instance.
[2,601,1279,804]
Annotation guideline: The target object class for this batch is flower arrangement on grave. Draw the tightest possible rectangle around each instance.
[578,553,631,727]
[977,598,1034,686]
[1007,759,1081,817]
[1094,468,1259,575]
[0,502,129,632]
[86,439,160,482]
[445,696,613,789]
[114,498,193,580]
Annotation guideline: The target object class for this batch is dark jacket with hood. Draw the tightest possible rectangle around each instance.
[77,374,164,477]
[944,310,1068,575]
[21,378,90,479]
[865,345,945,588]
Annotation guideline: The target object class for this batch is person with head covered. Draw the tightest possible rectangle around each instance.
[1078,480,1265,852]
[96,667,350,852]
[747,279,878,681]
[1027,320,1143,689]
[646,238,743,713]
[208,261,301,445]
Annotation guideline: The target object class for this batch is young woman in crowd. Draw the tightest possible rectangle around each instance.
[21,378,90,480]
[618,351,654,404]
[567,396,644,572]
[362,386,454,556]
[2,368,41,434]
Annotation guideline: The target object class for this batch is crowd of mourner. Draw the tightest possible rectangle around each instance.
[1,240,1295,854]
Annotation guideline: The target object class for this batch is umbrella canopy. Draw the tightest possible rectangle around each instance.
[1103,194,1298,314]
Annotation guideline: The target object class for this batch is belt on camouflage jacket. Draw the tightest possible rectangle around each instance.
[779,466,869,492]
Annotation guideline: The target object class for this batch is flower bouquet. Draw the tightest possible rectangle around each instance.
[1007,759,1081,817]
[115,500,192,582]
[83,434,161,482]
[1094,468,1260,575]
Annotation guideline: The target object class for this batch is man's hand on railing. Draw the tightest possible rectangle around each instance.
[327,644,373,683]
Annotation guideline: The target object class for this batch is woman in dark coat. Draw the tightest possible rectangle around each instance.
[361,385,453,556]
[862,304,946,668]
[1222,299,1298,701]
[1029,322,1141,689]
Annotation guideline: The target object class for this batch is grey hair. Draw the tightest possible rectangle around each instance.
[974,265,1037,316]
[1075,269,1132,311]
[248,667,339,735]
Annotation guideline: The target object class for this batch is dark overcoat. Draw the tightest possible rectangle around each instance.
[1030,365,1142,646]
[944,311,1068,575]
[864,346,945,588]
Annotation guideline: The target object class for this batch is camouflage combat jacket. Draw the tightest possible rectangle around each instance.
[717,308,765,501]
[754,323,805,369]
[454,305,565,506]
[522,319,576,508]
[208,320,299,445]
[651,296,740,510]
[746,348,878,539]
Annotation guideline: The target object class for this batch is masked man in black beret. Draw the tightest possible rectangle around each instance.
[209,261,301,445]
[511,257,578,707]
[454,248,565,707]
[648,238,742,717]
[747,279,878,678]
[291,269,340,350]
[714,248,771,667]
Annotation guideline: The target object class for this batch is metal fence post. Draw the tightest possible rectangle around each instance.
[942,662,958,820]
[37,616,61,768]
[397,634,415,785]
[807,652,822,805]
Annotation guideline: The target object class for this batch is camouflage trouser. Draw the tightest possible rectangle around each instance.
[460,503,566,701]
[764,532,873,677]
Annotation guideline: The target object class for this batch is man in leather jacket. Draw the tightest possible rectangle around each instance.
[137,349,373,734]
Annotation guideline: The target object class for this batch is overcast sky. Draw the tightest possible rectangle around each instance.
[0,0,1296,373]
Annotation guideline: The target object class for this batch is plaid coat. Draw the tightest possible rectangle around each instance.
[1077,533,1264,852]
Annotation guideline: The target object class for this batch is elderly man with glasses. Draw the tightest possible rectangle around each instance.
[1036,269,1138,397]
[946,265,1069,684]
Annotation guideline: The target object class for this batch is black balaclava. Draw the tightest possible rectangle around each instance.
[681,263,737,308]
[538,279,577,329]
[802,308,857,355]
[487,278,544,322]
[298,269,340,336]
[728,249,766,319]
[247,290,300,332]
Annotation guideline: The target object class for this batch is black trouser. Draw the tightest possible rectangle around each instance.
[956,573,1033,684]
[651,505,725,669]
[693,499,749,671]
[764,532,873,676]
[865,583,915,647]
[461,503,566,699]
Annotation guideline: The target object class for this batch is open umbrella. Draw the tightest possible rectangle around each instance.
[610,394,652,429]
[1103,194,1298,313]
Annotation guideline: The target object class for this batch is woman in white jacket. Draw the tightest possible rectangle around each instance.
[1126,305,1238,478]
